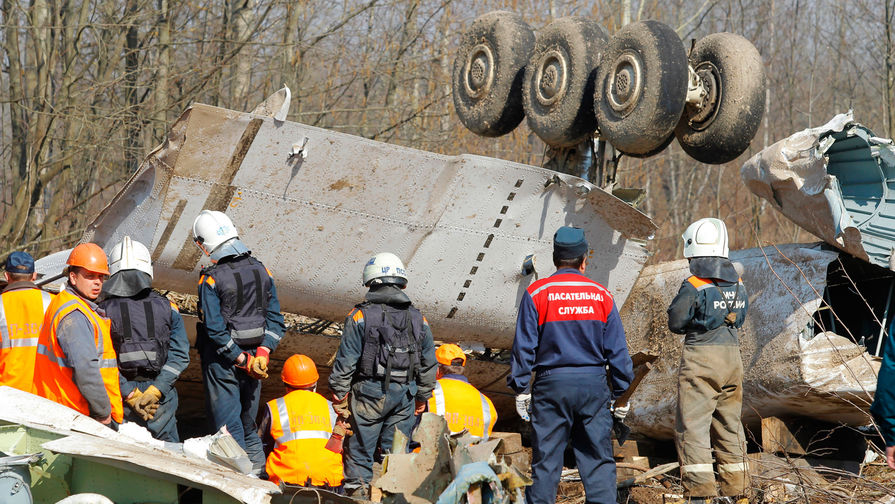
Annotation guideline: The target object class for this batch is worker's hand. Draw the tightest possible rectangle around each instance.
[887,445,895,470]
[136,385,162,421]
[515,393,531,422]
[235,351,254,371]
[332,392,351,420]
[414,400,427,415]
[612,402,630,421]
[125,388,144,412]
[333,420,353,437]
[249,346,270,380]
[98,414,112,425]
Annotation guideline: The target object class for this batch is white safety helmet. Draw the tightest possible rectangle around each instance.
[192,210,239,255]
[682,218,729,259]
[108,236,153,278]
[362,252,408,287]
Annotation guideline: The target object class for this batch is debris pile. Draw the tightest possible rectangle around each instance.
[374,413,531,504]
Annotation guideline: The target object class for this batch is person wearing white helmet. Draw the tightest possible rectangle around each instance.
[328,252,436,497]
[666,218,749,503]
[192,210,286,475]
[98,236,190,442]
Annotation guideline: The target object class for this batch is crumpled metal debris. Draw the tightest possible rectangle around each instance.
[374,413,531,504]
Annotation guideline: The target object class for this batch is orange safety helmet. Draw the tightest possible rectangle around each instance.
[67,243,110,275]
[435,343,467,366]
[282,354,319,388]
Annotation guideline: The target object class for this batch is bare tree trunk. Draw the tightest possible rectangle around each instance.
[154,0,170,142]
[280,0,302,100]
[124,0,141,174]
[230,0,257,111]
[886,0,895,138]
[384,0,419,108]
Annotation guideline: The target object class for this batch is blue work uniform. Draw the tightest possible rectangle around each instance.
[197,253,285,472]
[509,268,633,504]
[871,325,895,449]
[100,289,190,442]
[329,284,436,493]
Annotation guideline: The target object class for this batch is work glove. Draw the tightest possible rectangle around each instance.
[235,351,255,371]
[613,402,630,421]
[249,346,270,380]
[515,393,532,422]
[332,392,351,421]
[125,388,144,412]
[136,385,163,421]
[333,419,354,437]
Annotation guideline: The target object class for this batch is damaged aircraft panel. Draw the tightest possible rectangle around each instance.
[620,244,882,439]
[39,99,656,349]
[742,112,895,270]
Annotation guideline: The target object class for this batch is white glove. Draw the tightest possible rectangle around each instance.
[515,393,532,422]
[613,402,630,421]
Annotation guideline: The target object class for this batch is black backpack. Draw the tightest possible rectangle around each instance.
[357,302,424,388]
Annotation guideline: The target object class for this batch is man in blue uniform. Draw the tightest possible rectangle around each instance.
[509,226,633,504]
[871,321,895,470]
[667,218,749,501]
[99,236,189,442]
[193,210,286,474]
[328,252,437,497]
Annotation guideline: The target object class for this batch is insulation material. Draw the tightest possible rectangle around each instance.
[620,244,881,439]
[741,112,895,269]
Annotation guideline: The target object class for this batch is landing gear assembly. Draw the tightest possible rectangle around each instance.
[452,12,766,185]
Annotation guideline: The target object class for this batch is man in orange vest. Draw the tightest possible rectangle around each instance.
[34,243,123,428]
[426,344,497,440]
[0,251,53,392]
[258,354,343,491]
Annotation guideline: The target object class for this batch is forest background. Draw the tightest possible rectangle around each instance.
[0,0,891,263]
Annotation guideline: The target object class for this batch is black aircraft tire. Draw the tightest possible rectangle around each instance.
[620,132,675,158]
[452,11,534,137]
[595,20,688,156]
[675,32,765,164]
[523,17,607,147]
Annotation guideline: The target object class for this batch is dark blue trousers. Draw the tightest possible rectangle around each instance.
[527,370,615,504]
[342,378,416,490]
[200,345,264,472]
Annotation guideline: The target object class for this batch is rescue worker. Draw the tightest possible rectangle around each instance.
[98,237,190,442]
[871,315,895,470]
[667,218,749,501]
[0,251,53,392]
[34,243,123,427]
[328,252,437,497]
[426,343,497,439]
[508,226,633,504]
[259,354,343,490]
[193,209,286,474]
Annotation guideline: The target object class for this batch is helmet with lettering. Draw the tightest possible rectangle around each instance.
[108,236,153,278]
[362,252,408,287]
[682,218,729,259]
[192,210,238,255]
[282,354,319,388]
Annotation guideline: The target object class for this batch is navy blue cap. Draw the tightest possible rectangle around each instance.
[4,251,35,274]
[553,226,588,260]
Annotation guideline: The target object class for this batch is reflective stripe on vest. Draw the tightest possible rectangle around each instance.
[273,396,334,446]
[0,288,53,392]
[430,379,493,440]
[33,290,123,423]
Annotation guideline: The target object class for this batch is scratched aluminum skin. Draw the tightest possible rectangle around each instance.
[80,103,655,349]
[620,244,880,439]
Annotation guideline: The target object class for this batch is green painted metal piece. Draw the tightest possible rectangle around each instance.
[70,458,179,504]
[0,423,71,503]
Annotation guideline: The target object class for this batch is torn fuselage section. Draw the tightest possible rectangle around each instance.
[621,244,882,440]
[742,112,895,270]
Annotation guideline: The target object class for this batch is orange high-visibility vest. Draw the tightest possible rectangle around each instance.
[0,286,53,392]
[34,289,123,423]
[428,377,497,439]
[265,390,343,487]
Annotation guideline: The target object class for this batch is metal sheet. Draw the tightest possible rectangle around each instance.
[49,102,655,350]
[620,244,880,439]
[741,112,895,269]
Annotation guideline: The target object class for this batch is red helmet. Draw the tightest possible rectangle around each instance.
[282,354,319,388]
[67,243,110,275]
